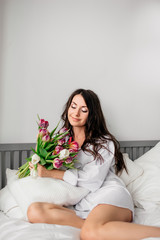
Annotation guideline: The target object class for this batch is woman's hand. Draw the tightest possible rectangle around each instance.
[37,164,48,177]
[29,162,49,177]
[29,162,65,180]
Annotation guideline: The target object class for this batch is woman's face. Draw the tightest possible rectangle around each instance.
[68,94,89,128]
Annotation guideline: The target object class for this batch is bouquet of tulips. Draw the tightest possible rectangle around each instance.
[17,116,79,178]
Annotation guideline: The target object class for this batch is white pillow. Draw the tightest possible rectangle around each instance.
[0,185,24,219]
[127,141,160,209]
[119,153,144,186]
[0,186,17,213]
[6,169,89,219]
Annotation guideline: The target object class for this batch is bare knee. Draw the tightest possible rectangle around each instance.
[81,224,104,240]
[27,202,66,224]
[80,222,117,240]
[80,225,99,240]
[27,202,46,223]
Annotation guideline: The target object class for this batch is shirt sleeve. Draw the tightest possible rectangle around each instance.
[63,140,115,192]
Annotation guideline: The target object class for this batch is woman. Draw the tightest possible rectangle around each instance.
[28,88,160,240]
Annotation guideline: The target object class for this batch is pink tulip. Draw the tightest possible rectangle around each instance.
[53,158,63,169]
[42,135,50,142]
[58,138,65,145]
[65,157,73,164]
[68,148,74,152]
[68,141,79,152]
[39,128,49,137]
[54,145,63,154]
[59,127,68,134]
[38,119,49,129]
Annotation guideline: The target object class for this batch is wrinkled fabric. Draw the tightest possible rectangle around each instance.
[1,207,160,240]
[0,212,80,240]
[63,140,134,219]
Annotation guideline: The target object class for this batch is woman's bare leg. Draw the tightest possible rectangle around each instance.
[80,204,160,240]
[27,202,84,228]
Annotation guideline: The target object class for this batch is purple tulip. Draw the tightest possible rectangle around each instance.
[38,119,49,129]
[53,158,63,169]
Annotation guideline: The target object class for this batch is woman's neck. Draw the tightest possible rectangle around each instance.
[72,127,86,148]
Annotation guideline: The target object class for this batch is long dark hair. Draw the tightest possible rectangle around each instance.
[61,88,126,174]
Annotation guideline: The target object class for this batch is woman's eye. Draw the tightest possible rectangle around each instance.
[82,108,88,113]
[71,105,76,109]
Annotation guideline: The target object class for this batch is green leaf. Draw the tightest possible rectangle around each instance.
[37,114,40,120]
[40,157,46,165]
[54,130,70,141]
[49,120,61,138]
[43,141,50,149]
[25,157,32,162]
[46,164,54,170]
[46,154,59,160]
[36,136,41,153]
[31,148,41,157]
[39,148,48,158]
[45,143,57,151]
[45,151,52,160]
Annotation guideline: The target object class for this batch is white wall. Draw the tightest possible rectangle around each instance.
[0,0,160,143]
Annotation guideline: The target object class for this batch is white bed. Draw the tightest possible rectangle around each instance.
[0,141,160,240]
[0,208,160,240]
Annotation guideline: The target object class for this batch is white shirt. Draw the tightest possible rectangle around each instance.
[63,140,134,219]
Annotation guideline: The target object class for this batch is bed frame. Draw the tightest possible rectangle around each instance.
[0,140,159,190]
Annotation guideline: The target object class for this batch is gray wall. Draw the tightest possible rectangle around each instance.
[0,0,160,143]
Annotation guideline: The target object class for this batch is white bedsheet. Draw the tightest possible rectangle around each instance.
[134,207,160,227]
[134,207,160,240]
[1,207,160,240]
[0,211,80,240]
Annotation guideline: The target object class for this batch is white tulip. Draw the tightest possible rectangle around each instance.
[30,169,38,178]
[59,149,70,159]
[31,154,40,165]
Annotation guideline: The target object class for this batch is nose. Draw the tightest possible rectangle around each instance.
[75,108,80,116]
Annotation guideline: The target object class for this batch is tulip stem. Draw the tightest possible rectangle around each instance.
[18,163,30,178]
[46,160,53,163]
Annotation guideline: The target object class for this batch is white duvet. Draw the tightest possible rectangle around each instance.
[1,206,160,240]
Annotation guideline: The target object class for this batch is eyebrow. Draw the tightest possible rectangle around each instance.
[72,101,88,108]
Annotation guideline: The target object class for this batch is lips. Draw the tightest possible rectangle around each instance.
[71,117,80,122]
